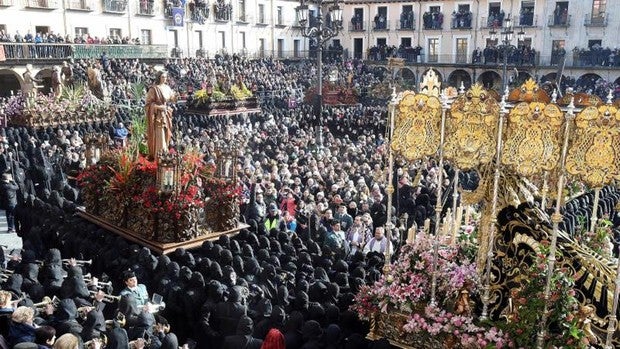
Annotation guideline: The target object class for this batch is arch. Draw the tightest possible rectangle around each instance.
[0,69,23,97]
[34,68,53,95]
[447,69,472,89]
[575,73,604,92]
[421,68,442,83]
[400,67,416,88]
[540,72,568,84]
[477,71,502,90]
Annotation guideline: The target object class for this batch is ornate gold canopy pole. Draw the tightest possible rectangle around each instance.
[535,98,575,348]
[429,90,448,307]
[480,92,508,320]
[383,88,400,273]
[606,246,620,349]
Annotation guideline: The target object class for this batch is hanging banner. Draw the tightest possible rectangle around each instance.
[172,7,185,27]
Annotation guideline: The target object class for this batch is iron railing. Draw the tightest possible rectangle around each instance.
[102,0,127,13]
[548,14,570,27]
[348,22,366,31]
[517,13,537,27]
[372,19,389,31]
[396,18,415,30]
[25,0,58,8]
[136,0,155,15]
[0,43,168,60]
[214,4,231,21]
[65,0,93,10]
[0,0,14,6]
[584,13,608,27]
[422,12,443,30]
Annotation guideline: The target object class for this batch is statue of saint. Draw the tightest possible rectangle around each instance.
[145,71,176,160]
[22,64,41,103]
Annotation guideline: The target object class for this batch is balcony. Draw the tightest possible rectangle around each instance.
[237,13,249,23]
[548,14,570,27]
[0,43,168,61]
[136,1,155,16]
[372,19,389,31]
[451,13,473,29]
[213,3,231,22]
[584,13,608,27]
[396,18,415,30]
[256,16,268,26]
[65,0,92,10]
[481,15,507,29]
[0,0,14,6]
[189,5,209,23]
[422,12,443,30]
[103,0,127,13]
[517,13,537,27]
[25,0,58,9]
[348,22,366,32]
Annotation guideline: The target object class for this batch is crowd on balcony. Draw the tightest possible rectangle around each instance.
[487,10,506,28]
[519,8,534,26]
[552,5,569,26]
[0,53,455,349]
[138,0,155,14]
[214,0,233,21]
[399,10,414,29]
[104,0,127,12]
[373,14,387,30]
[350,14,363,31]
[367,44,397,61]
[550,44,566,65]
[451,9,473,29]
[472,44,537,65]
[572,45,620,67]
[189,0,210,24]
[422,10,443,30]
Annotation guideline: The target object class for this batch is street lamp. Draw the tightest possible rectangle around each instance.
[489,16,526,91]
[296,0,343,150]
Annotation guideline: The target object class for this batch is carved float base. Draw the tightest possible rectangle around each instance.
[77,208,248,255]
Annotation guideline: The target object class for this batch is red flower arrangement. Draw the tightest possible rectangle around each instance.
[203,177,242,203]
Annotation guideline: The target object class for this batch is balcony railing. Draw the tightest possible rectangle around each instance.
[396,18,415,30]
[584,13,608,27]
[25,0,58,9]
[481,15,507,29]
[256,16,268,25]
[190,5,208,23]
[518,13,537,27]
[422,12,443,30]
[136,1,155,15]
[103,0,127,13]
[214,4,231,21]
[0,43,168,61]
[372,19,389,31]
[548,14,570,27]
[65,0,93,10]
[348,22,366,32]
[450,13,473,29]
[275,17,286,27]
[0,0,14,6]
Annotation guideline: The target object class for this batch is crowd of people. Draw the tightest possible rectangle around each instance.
[0,54,451,349]
[572,45,620,67]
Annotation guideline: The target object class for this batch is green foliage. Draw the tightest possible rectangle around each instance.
[574,215,613,258]
[60,83,86,103]
[128,82,147,102]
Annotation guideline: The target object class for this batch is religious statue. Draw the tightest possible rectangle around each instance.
[87,63,104,99]
[51,66,62,98]
[22,64,41,105]
[61,61,74,87]
[576,304,599,346]
[454,282,474,317]
[145,71,176,160]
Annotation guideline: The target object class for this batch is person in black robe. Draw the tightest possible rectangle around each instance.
[222,315,262,349]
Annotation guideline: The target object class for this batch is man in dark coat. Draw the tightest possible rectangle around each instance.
[222,315,262,349]
[1,173,19,233]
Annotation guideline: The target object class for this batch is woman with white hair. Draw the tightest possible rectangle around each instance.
[8,306,36,346]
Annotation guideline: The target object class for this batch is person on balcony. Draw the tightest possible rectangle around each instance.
[145,71,176,160]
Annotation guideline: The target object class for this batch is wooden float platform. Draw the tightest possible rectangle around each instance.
[77,208,248,255]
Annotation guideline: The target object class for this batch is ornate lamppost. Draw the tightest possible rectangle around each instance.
[296,0,343,150]
[489,16,525,91]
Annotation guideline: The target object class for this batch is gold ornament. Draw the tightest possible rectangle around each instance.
[507,78,550,103]
[565,104,620,188]
[419,69,441,97]
[391,91,442,162]
[444,83,500,170]
[501,101,563,177]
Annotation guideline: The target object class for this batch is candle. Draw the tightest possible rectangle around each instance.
[464,206,471,225]
[453,206,463,244]
[424,218,431,234]
[407,227,416,245]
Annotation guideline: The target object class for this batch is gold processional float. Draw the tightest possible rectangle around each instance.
[374,70,620,348]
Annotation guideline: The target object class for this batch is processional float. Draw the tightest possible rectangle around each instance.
[385,70,620,348]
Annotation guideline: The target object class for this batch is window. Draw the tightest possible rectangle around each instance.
[588,39,602,49]
[141,29,151,45]
[428,38,439,62]
[276,6,283,25]
[196,30,203,49]
[109,28,122,40]
[400,5,413,29]
[258,4,265,23]
[456,38,468,63]
[352,8,364,30]
[591,0,606,24]
[293,39,300,57]
[376,38,386,46]
[240,31,246,48]
[238,0,246,21]
[75,27,88,38]
[259,38,265,57]
[277,38,284,58]
[550,39,565,65]
[35,26,50,34]
[400,37,411,47]
[519,1,535,26]
[552,2,569,26]
[218,31,225,48]
[487,2,502,27]
[374,6,387,30]
[454,4,472,28]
